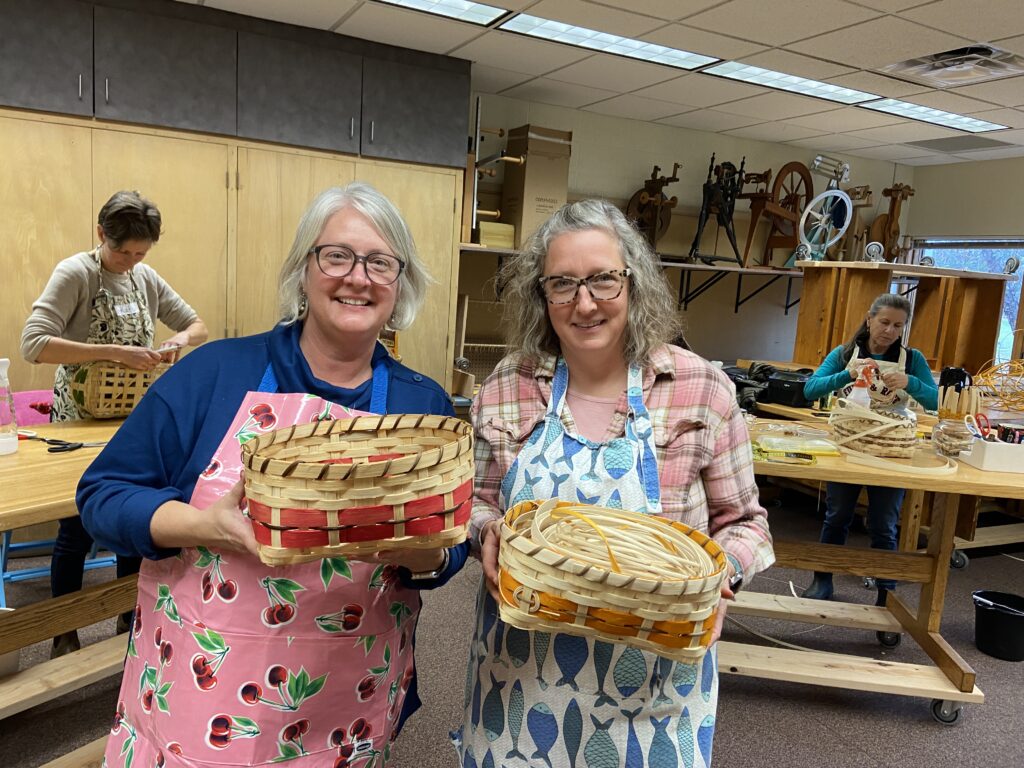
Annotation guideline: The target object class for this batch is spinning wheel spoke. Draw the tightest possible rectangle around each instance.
[799,189,853,258]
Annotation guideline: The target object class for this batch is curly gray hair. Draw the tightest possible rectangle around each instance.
[278,182,429,329]
[498,199,682,365]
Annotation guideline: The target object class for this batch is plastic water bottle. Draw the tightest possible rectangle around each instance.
[0,358,16,456]
[848,366,872,408]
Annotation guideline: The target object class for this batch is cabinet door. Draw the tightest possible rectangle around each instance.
[236,148,356,337]
[357,161,461,388]
[238,32,361,154]
[0,116,93,392]
[92,130,231,346]
[94,6,236,136]
[361,59,469,168]
[0,0,92,116]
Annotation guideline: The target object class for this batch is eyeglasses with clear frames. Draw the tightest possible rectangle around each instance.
[538,269,631,305]
[310,244,405,285]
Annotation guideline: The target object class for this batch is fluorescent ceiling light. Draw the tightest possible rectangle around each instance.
[499,13,717,70]
[862,98,1008,133]
[703,61,878,104]
[374,0,507,25]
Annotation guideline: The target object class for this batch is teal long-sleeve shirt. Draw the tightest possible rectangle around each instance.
[803,345,938,410]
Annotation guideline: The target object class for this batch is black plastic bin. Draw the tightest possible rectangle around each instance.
[973,590,1024,661]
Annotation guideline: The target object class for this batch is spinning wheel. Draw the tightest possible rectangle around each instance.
[798,189,852,260]
[869,183,914,261]
[626,188,674,244]
[740,161,813,266]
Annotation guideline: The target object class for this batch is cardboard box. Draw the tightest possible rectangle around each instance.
[501,124,572,248]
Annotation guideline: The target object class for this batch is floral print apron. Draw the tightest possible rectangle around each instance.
[454,360,719,768]
[105,365,419,768]
[52,248,155,422]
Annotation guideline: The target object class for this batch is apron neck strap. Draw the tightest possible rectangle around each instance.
[257,358,390,413]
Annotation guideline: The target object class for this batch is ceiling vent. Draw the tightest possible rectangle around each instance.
[907,135,1016,153]
[879,45,1024,88]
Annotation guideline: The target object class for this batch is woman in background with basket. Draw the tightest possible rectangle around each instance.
[78,183,467,768]
[20,189,208,656]
[801,293,938,603]
[453,200,774,768]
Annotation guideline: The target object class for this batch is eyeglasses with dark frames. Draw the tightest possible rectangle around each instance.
[310,244,404,285]
[538,269,631,304]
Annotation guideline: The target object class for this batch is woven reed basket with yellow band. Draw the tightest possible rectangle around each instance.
[70,360,171,418]
[828,398,918,459]
[241,414,474,566]
[497,498,728,662]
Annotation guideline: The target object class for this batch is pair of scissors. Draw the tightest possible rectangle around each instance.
[16,429,108,453]
[963,414,995,441]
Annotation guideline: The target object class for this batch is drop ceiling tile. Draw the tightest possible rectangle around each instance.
[788,132,888,151]
[899,0,1024,43]
[954,145,1024,160]
[684,0,879,47]
[949,77,1024,107]
[788,106,902,132]
[635,72,765,107]
[847,143,940,161]
[582,94,690,121]
[724,122,828,142]
[526,0,664,37]
[204,0,357,28]
[717,92,840,120]
[335,3,481,54]
[787,17,970,70]
[906,90,1006,114]
[740,50,856,80]
[973,127,1024,144]
[968,108,1024,129]
[826,71,929,98]
[471,64,535,94]
[500,77,619,109]
[586,0,724,20]
[898,154,970,166]
[844,122,962,143]
[844,0,937,11]
[450,31,591,76]
[656,109,764,132]
[995,34,1024,56]
[547,53,681,92]
[641,23,769,60]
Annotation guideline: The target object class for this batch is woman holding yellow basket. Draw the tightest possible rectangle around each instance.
[452,200,774,768]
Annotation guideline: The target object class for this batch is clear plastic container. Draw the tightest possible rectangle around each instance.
[932,418,973,459]
[0,358,16,456]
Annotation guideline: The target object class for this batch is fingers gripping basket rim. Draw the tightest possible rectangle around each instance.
[241,414,474,565]
[497,498,728,661]
[70,360,171,418]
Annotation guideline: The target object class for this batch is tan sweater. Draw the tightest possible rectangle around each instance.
[20,251,199,362]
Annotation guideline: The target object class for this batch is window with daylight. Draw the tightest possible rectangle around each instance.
[911,239,1024,363]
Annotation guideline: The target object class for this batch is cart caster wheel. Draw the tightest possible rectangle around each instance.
[950,550,969,570]
[876,631,902,648]
[863,577,877,590]
[931,699,963,725]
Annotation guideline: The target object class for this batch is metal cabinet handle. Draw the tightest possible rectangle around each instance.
[104,77,109,103]
[78,74,82,99]
[350,117,355,140]
[370,120,374,143]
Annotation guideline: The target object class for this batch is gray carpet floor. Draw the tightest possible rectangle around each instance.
[3,493,1023,768]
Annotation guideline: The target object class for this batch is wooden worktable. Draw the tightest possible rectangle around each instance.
[0,420,121,533]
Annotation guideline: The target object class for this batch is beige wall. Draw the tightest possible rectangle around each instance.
[908,156,1024,237]
[468,93,916,362]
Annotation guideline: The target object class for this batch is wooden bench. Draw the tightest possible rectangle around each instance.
[0,575,137,721]
[38,736,107,768]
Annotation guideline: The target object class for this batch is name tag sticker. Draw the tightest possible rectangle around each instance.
[115,301,140,317]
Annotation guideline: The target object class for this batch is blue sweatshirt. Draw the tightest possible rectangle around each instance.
[77,322,467,730]
[803,344,938,410]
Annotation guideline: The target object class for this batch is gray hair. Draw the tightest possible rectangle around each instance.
[278,182,429,329]
[498,199,682,365]
[842,292,912,361]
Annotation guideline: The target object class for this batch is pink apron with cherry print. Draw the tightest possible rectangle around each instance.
[105,392,419,768]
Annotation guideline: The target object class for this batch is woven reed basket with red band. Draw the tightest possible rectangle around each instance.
[241,414,474,566]
[497,498,728,662]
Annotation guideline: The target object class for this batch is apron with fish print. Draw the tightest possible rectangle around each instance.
[839,346,911,407]
[104,362,420,768]
[453,359,719,768]
[52,248,156,421]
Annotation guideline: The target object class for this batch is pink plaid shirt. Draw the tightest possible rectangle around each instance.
[469,345,775,580]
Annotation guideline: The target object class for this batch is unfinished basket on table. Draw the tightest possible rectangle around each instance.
[241,414,473,566]
[70,360,170,418]
[497,498,727,662]
[829,398,918,458]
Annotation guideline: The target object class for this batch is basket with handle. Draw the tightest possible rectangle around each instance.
[828,398,918,458]
[70,360,171,418]
[241,413,474,566]
[497,498,728,661]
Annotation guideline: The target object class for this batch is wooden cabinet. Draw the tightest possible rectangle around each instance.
[0,115,94,392]
[0,0,93,117]
[93,5,236,136]
[361,59,470,169]
[238,33,362,154]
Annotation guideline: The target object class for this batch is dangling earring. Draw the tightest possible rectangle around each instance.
[298,291,308,317]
